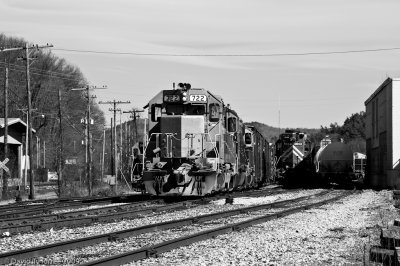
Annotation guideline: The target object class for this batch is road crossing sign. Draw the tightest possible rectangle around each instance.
[0,158,10,173]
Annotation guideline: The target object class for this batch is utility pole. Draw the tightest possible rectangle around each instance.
[99,100,130,193]
[25,43,35,200]
[36,137,39,169]
[101,126,105,182]
[23,111,28,188]
[1,61,9,200]
[110,118,114,178]
[43,141,46,168]
[17,43,53,200]
[123,109,144,143]
[57,88,63,196]
[72,85,107,196]
[119,110,122,174]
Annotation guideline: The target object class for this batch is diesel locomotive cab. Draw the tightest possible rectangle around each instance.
[275,130,309,175]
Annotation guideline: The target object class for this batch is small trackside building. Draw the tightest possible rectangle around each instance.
[364,77,400,189]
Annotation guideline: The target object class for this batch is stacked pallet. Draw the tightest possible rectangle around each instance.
[369,191,400,266]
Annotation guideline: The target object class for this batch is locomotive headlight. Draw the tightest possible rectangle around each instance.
[182,96,187,101]
[182,92,187,96]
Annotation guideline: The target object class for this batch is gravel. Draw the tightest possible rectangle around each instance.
[48,190,341,264]
[130,190,397,266]
[2,189,394,266]
[0,189,319,253]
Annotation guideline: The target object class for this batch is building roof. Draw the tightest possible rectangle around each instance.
[0,135,22,145]
[365,77,400,105]
[0,118,36,133]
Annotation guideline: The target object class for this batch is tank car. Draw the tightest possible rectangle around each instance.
[134,83,271,196]
[314,137,356,184]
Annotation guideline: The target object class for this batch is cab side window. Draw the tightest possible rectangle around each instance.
[228,117,237,133]
[245,133,252,145]
[209,103,220,122]
[151,104,162,122]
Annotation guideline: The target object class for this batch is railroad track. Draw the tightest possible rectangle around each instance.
[0,188,286,234]
[0,193,155,213]
[0,194,157,220]
[78,190,353,266]
[0,200,180,235]
[0,189,342,265]
[0,200,117,220]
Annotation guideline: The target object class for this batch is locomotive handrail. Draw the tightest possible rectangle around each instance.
[224,140,239,173]
[143,132,220,164]
[143,132,178,157]
[141,131,224,177]
[131,163,143,182]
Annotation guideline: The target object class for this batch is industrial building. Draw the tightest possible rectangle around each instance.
[365,77,400,188]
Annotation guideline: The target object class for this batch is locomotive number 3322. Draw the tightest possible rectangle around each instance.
[189,95,207,102]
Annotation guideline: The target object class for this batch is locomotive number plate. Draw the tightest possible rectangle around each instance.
[189,95,207,102]
[164,95,181,102]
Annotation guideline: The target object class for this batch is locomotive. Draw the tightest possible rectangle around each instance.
[274,129,311,179]
[135,83,272,196]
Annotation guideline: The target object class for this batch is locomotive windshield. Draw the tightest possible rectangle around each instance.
[165,104,205,115]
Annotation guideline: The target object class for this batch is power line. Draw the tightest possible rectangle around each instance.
[0,61,82,82]
[0,65,82,83]
[0,61,78,77]
[53,46,400,57]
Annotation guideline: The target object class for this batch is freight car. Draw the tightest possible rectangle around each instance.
[134,83,272,196]
[314,137,365,185]
[283,136,366,188]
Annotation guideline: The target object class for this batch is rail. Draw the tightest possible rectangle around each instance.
[79,190,353,266]
[0,190,331,264]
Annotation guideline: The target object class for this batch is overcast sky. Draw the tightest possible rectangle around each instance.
[2,0,400,128]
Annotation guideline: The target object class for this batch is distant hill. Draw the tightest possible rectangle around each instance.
[245,121,320,143]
